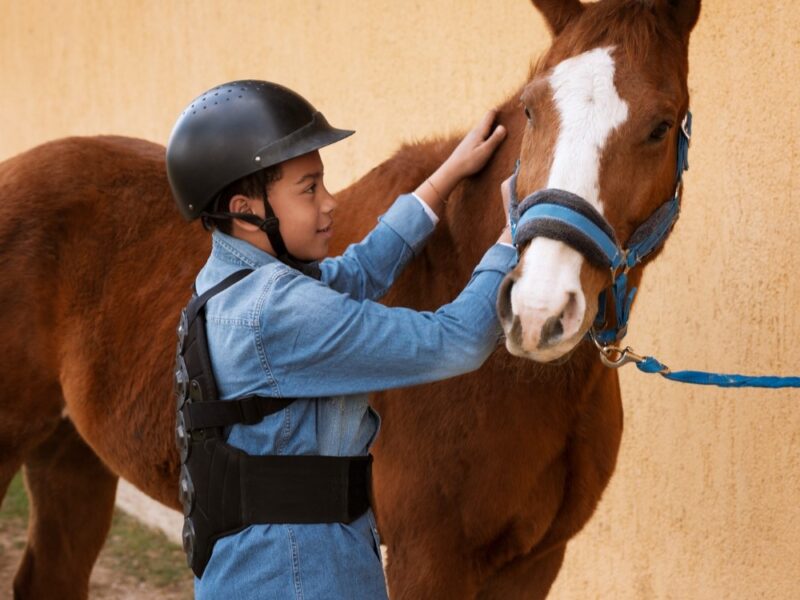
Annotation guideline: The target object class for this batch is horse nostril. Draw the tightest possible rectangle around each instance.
[538,315,564,348]
[497,274,516,324]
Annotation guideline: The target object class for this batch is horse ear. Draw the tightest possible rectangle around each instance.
[665,0,701,36]
[531,0,584,37]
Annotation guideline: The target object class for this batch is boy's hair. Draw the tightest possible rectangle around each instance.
[202,165,283,234]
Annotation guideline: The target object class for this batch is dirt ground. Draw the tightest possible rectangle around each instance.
[0,474,193,600]
[0,547,191,600]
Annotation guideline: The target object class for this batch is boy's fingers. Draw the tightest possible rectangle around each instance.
[478,125,507,153]
[490,124,506,144]
[501,175,514,201]
[501,178,511,198]
[478,109,498,137]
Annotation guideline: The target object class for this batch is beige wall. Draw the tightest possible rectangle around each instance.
[2,1,798,597]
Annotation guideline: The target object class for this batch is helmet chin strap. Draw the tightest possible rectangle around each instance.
[203,195,321,280]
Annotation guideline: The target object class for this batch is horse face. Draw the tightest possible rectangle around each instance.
[498,0,700,363]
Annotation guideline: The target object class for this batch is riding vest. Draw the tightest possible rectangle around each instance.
[174,269,373,578]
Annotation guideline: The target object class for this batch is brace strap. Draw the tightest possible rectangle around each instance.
[183,396,295,430]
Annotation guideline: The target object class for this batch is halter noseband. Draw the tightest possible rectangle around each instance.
[509,111,693,346]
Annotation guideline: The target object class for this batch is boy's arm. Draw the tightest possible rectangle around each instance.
[262,242,518,398]
[318,193,436,301]
[320,109,506,300]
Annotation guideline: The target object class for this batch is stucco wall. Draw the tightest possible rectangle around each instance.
[2,1,798,598]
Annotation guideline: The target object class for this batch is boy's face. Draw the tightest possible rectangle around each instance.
[231,150,336,261]
[268,151,336,261]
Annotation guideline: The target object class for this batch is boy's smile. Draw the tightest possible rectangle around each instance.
[229,150,337,261]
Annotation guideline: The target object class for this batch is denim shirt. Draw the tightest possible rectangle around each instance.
[192,194,517,599]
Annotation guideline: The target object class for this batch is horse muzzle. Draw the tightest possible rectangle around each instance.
[498,236,593,362]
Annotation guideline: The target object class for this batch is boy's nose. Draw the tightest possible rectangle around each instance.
[322,188,337,212]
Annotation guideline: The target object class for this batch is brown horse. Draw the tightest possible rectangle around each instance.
[0,0,700,598]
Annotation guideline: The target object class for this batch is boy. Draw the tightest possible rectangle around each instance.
[167,80,515,599]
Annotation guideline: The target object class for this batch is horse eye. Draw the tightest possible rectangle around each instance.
[524,106,533,123]
[650,121,671,141]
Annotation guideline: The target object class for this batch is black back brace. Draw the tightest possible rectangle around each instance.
[174,269,373,578]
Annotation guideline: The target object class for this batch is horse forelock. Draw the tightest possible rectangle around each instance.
[545,0,687,74]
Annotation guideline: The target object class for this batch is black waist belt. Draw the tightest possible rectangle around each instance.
[241,453,372,524]
[183,437,373,577]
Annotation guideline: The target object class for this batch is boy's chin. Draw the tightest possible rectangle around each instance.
[291,244,328,263]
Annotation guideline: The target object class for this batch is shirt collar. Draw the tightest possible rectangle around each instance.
[210,230,280,269]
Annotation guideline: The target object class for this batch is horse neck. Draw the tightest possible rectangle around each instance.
[333,87,527,259]
[441,92,528,277]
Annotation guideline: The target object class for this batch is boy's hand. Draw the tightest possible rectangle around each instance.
[497,173,514,245]
[414,109,507,219]
[444,109,507,179]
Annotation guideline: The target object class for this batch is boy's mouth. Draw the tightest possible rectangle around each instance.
[317,222,333,234]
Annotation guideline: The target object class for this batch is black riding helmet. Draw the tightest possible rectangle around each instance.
[166,80,354,270]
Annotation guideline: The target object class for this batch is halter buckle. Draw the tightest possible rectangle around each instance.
[611,249,631,280]
[680,113,692,144]
[673,178,684,201]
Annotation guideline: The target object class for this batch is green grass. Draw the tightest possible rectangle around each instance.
[1,472,192,594]
[0,472,29,522]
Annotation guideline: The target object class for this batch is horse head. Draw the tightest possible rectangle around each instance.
[498,0,700,363]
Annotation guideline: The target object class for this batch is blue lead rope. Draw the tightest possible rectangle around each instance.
[636,356,800,389]
[591,338,800,389]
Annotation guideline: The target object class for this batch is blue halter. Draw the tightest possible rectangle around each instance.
[506,115,800,389]
[509,111,692,346]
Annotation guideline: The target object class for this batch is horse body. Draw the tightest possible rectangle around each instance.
[0,136,190,497]
[0,1,699,598]
[0,130,620,600]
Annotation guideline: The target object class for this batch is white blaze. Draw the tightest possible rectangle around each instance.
[510,47,629,357]
[547,46,629,212]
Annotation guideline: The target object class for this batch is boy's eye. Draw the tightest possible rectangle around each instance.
[306,183,317,194]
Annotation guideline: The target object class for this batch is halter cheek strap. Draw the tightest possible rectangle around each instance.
[509,111,693,344]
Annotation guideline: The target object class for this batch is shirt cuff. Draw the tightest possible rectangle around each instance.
[473,243,518,275]
[411,192,440,226]
[378,194,437,256]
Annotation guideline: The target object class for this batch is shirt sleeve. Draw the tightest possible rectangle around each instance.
[319,194,435,302]
[411,192,440,225]
[260,243,518,398]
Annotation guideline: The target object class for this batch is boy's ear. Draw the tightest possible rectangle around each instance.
[229,194,254,214]
[229,194,261,232]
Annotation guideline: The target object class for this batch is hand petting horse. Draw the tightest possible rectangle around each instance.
[0,1,700,598]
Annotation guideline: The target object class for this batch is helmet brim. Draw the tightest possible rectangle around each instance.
[252,112,354,169]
